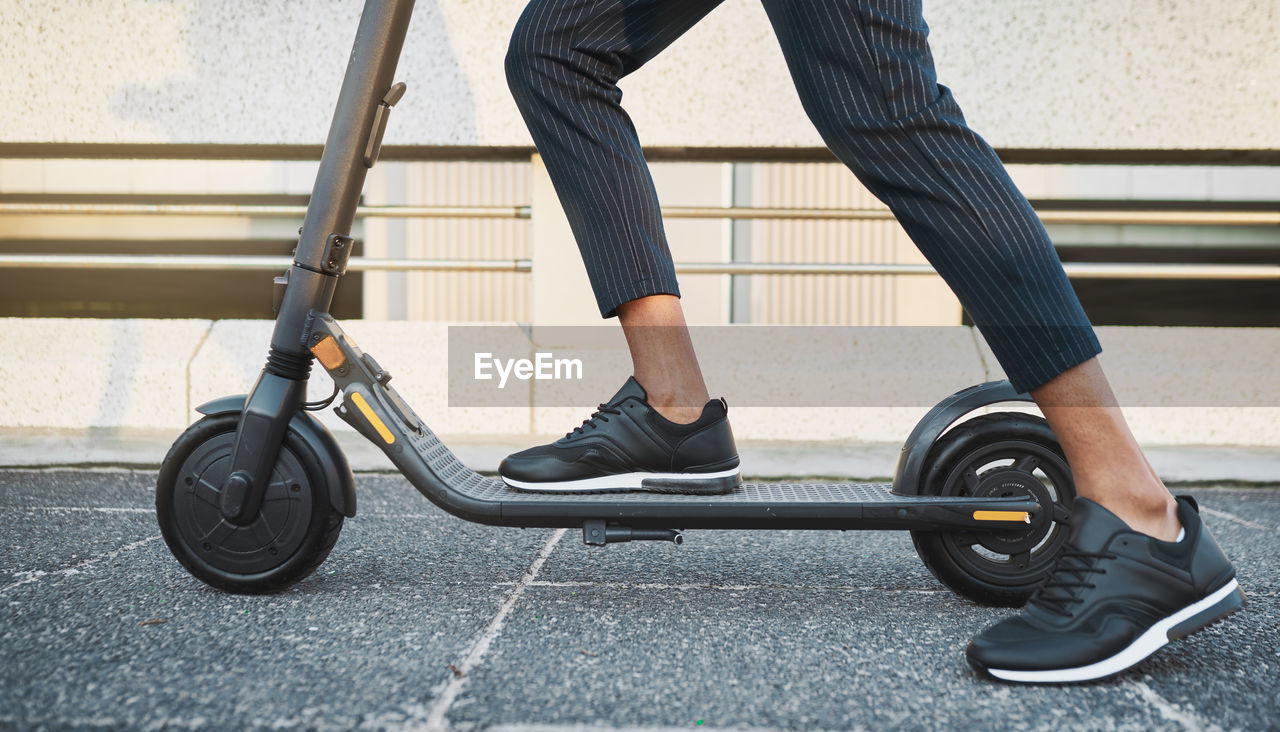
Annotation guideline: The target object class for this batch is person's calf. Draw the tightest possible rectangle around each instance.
[1031,358,1181,541]
[618,295,710,424]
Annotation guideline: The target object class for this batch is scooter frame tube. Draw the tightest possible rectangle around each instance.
[219,0,416,524]
[273,0,416,349]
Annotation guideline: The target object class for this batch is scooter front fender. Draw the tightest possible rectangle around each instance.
[196,395,357,517]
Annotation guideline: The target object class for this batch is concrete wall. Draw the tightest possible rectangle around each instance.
[2,1,1278,151]
[2,318,1277,446]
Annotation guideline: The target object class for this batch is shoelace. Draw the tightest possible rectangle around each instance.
[1028,548,1117,618]
[565,403,624,439]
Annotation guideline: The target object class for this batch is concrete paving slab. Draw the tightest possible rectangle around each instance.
[1,471,1276,730]
[3,430,187,468]
[1181,488,1280,595]
[1,566,502,730]
[1137,596,1280,732]
[455,585,1175,731]
[0,508,155,589]
[0,471,557,730]
[0,466,157,507]
[0,469,163,585]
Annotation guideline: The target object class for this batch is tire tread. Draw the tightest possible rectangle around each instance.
[156,414,346,595]
[910,412,1073,607]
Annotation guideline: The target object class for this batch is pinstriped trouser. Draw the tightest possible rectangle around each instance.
[504,0,1102,392]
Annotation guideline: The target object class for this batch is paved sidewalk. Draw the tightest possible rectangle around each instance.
[1,469,1277,730]
[4,429,1280,483]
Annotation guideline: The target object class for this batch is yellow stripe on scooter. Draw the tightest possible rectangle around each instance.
[973,510,1031,523]
[351,391,395,445]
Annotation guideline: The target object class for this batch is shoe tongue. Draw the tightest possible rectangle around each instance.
[1067,498,1134,552]
[606,376,648,406]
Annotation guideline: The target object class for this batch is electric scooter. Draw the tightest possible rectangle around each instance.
[156,0,1075,607]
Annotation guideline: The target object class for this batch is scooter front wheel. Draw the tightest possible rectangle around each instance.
[156,413,344,593]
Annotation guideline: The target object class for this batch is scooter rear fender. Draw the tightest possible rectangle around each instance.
[892,380,1036,495]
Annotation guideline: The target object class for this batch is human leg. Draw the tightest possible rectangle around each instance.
[761,0,1239,681]
[760,0,1100,397]
[759,0,1167,527]
[505,0,723,317]
[501,1,738,491]
[506,0,724,421]
[617,296,711,424]
[1031,358,1179,541]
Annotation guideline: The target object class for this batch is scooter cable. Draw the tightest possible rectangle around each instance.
[302,384,341,411]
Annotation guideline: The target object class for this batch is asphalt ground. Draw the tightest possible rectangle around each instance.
[1,469,1277,731]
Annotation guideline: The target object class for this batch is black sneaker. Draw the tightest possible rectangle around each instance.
[967,496,1244,683]
[499,377,741,494]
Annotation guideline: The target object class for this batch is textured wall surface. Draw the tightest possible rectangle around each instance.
[2,0,1277,150]
[3,319,1277,446]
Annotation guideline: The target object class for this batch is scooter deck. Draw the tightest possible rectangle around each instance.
[308,314,1042,533]
[397,412,1038,531]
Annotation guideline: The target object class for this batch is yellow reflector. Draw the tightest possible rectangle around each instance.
[973,510,1031,523]
[310,335,345,371]
[351,391,395,445]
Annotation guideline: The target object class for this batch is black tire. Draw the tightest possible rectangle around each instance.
[910,412,1075,607]
[156,413,344,594]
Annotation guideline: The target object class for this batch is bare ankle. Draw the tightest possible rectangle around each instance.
[632,375,709,424]
[648,399,704,425]
[1087,489,1180,542]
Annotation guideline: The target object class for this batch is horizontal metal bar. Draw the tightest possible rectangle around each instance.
[663,206,897,221]
[3,202,1277,226]
[662,207,1280,226]
[674,262,937,275]
[1,254,1277,280]
[0,203,531,220]
[1037,210,1280,226]
[0,254,532,272]
[675,262,1280,279]
[353,258,530,272]
[1060,262,1280,280]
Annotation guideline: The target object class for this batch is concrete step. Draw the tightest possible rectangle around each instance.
[2,427,1277,483]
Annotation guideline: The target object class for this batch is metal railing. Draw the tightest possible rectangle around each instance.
[0,254,529,272]
[3,201,1280,227]
[0,202,530,220]
[1,254,1278,281]
[1,202,1278,280]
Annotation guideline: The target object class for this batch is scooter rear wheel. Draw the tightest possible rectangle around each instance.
[156,413,344,594]
[911,412,1075,607]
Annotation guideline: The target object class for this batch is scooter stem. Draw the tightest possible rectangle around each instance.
[219,0,417,524]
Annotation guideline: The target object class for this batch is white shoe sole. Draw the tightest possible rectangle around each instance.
[502,467,741,494]
[984,578,1245,683]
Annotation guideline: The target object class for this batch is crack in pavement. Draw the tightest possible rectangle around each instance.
[511,579,948,594]
[1125,678,1222,732]
[1202,506,1275,532]
[418,528,569,731]
[2,534,162,594]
